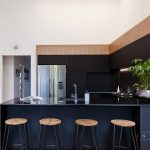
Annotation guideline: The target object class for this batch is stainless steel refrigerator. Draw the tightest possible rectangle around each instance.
[38,65,66,103]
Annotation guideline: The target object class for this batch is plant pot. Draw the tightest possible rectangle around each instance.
[135,90,150,98]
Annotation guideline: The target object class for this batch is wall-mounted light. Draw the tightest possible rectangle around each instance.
[120,67,130,72]
[14,45,19,50]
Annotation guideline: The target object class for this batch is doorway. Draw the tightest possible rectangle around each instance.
[3,56,31,101]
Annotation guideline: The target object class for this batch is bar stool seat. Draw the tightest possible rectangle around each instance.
[5,118,27,125]
[38,118,63,150]
[111,119,135,127]
[39,118,61,126]
[75,119,98,126]
[75,118,100,150]
[2,118,29,150]
[111,119,139,150]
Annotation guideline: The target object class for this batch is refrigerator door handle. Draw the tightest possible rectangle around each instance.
[38,68,41,96]
[53,78,55,101]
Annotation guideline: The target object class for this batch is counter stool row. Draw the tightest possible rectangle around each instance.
[2,118,139,150]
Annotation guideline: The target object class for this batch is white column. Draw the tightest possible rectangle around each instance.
[3,56,15,101]
[0,55,3,103]
[31,54,37,96]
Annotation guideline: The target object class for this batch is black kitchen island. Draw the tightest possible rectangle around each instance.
[1,94,150,150]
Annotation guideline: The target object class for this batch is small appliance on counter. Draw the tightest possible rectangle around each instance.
[85,92,90,104]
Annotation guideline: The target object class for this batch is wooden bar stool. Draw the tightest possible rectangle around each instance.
[111,119,139,150]
[2,118,28,150]
[38,118,63,150]
[75,119,100,150]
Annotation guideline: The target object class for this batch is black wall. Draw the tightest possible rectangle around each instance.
[110,34,150,93]
[38,55,116,98]
[110,34,150,69]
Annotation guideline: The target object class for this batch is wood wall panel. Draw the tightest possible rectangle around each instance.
[110,16,150,54]
[36,45,109,55]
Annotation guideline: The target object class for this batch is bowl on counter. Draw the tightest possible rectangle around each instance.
[20,96,43,103]
[113,92,133,97]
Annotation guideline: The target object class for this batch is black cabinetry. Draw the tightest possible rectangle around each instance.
[38,55,115,98]
[140,106,150,149]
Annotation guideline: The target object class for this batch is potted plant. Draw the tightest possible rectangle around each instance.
[130,58,150,98]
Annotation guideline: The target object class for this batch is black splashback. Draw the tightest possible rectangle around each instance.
[119,70,137,93]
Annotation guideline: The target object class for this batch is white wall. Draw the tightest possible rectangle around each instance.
[0,0,150,102]
[119,0,150,36]
[0,0,120,49]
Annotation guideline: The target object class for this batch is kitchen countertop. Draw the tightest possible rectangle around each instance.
[1,93,150,106]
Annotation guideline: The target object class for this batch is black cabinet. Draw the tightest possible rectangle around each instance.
[140,106,150,150]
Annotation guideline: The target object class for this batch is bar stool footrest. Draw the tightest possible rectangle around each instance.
[114,145,128,149]
[81,144,96,148]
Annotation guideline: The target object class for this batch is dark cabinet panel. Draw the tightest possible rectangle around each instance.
[83,55,109,70]
[140,106,150,150]
[86,72,115,92]
[66,56,86,98]
[38,55,67,65]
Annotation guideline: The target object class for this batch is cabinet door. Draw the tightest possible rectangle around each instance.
[140,106,150,150]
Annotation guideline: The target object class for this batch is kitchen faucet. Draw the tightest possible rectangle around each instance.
[73,84,77,102]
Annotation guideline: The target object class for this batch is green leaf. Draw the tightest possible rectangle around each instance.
[131,57,150,90]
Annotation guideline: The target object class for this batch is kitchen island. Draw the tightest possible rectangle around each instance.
[1,94,150,150]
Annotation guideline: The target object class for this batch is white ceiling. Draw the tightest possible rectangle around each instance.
[0,0,150,51]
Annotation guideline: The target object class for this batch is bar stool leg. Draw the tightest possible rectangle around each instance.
[80,126,85,150]
[2,125,7,150]
[38,125,42,150]
[23,124,28,150]
[54,126,60,150]
[131,127,137,150]
[95,126,100,150]
[4,125,10,150]
[41,126,47,150]
[58,124,63,150]
[92,127,97,150]
[18,125,24,150]
[75,125,79,150]
[118,127,123,150]
[112,125,116,150]
[133,126,139,150]
[25,124,30,150]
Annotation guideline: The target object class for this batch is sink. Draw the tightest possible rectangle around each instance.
[65,98,85,104]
